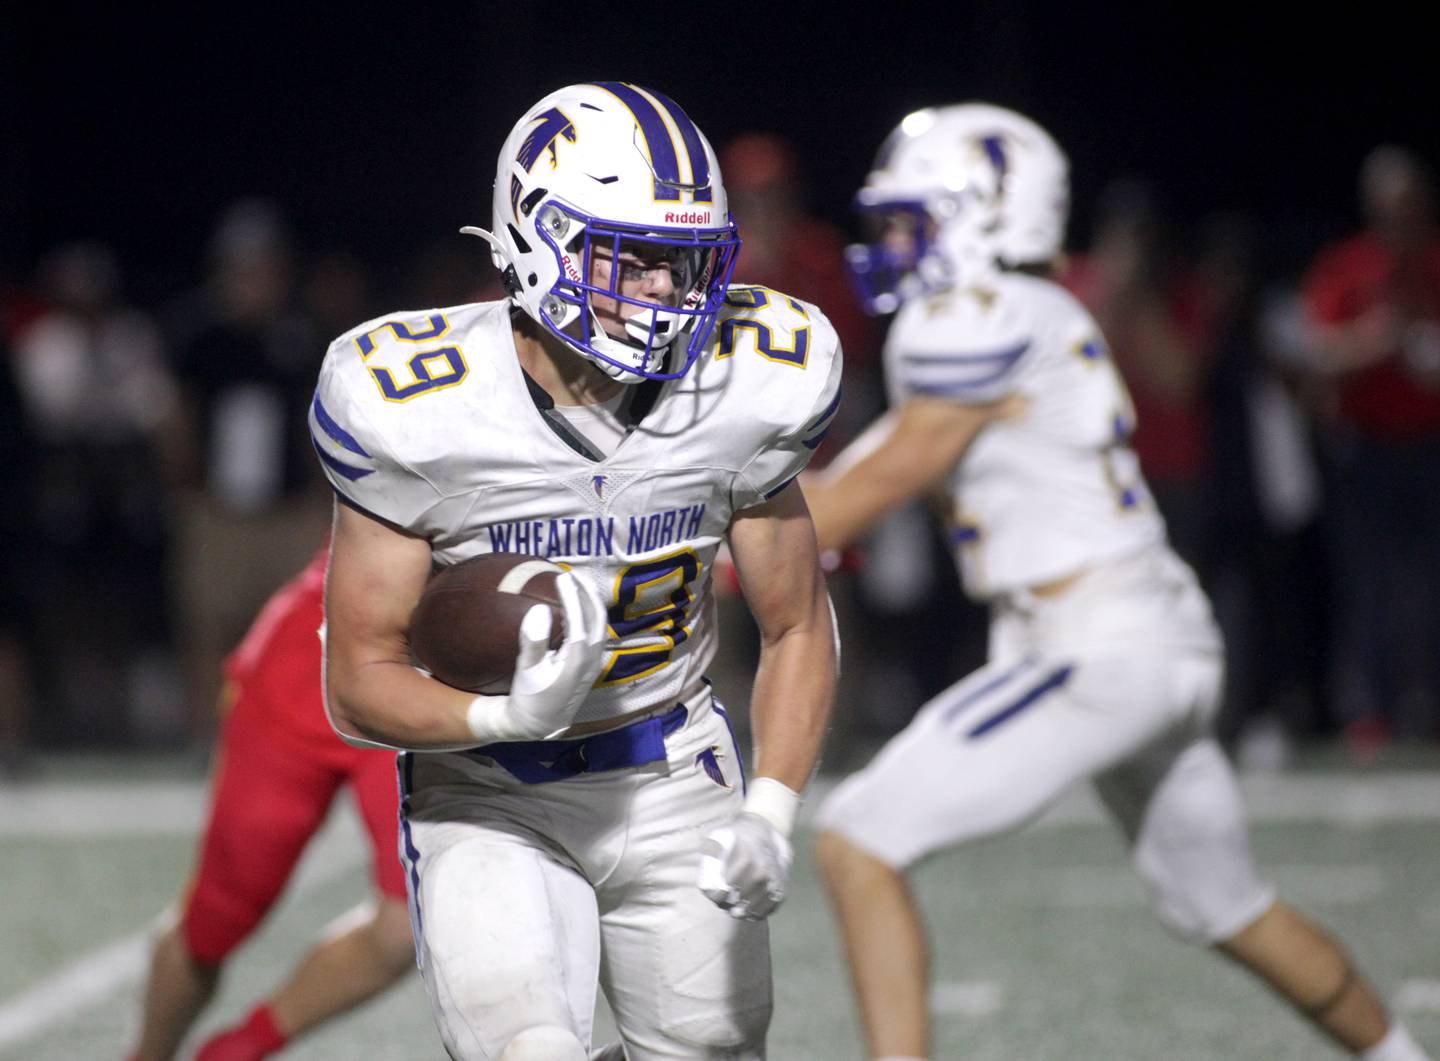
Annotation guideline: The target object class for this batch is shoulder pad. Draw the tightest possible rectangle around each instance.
[887,280,1036,403]
[309,306,493,528]
[716,285,844,508]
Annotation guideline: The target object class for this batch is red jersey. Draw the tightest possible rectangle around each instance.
[1062,256,1212,485]
[184,545,405,964]
[221,547,332,744]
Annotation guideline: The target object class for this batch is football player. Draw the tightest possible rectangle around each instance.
[802,105,1430,1061]
[311,83,840,1059]
[128,549,415,1061]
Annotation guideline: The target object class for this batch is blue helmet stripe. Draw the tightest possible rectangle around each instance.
[645,86,712,197]
[590,81,682,198]
[981,134,1009,181]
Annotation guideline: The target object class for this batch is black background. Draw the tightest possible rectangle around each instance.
[7,2,1435,295]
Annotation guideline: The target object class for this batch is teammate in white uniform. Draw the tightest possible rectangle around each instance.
[312,83,841,1060]
[803,104,1429,1061]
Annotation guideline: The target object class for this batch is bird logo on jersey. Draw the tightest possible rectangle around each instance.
[697,747,730,789]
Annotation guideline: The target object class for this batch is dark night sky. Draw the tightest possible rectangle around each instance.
[6,2,1435,299]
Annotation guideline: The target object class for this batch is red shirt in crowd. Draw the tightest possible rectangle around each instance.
[1063,255,1213,486]
[1303,232,1440,441]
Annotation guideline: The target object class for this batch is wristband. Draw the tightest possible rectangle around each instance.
[741,777,801,839]
[465,693,516,742]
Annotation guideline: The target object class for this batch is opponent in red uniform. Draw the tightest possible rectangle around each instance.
[129,549,414,1061]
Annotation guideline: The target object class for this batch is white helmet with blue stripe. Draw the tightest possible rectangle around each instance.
[847,103,1070,314]
[464,82,740,383]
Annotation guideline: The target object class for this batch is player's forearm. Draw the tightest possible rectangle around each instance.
[804,470,921,553]
[804,400,1001,552]
[325,655,480,750]
[746,598,837,794]
[801,413,908,551]
[806,431,967,550]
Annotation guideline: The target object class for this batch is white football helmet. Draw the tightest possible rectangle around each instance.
[846,103,1070,313]
[463,83,740,382]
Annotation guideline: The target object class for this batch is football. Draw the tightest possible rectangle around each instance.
[407,553,566,694]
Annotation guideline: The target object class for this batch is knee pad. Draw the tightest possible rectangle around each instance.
[1131,800,1276,943]
[1134,845,1270,943]
[499,1025,587,1060]
[662,998,769,1057]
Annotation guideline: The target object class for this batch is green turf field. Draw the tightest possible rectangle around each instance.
[2,758,1437,1059]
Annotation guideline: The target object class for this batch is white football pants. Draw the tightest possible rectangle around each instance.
[817,547,1276,943]
[399,688,771,1059]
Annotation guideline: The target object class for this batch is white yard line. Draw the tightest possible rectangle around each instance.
[1051,866,1145,908]
[4,771,1440,838]
[802,772,1440,830]
[0,932,151,1048]
[1398,981,1440,1013]
[1266,864,1388,905]
[930,977,1440,1021]
[931,980,1004,1017]
[937,862,1389,911]
[0,797,367,1054]
[0,780,208,836]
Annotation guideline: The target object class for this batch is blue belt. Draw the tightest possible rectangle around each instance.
[472,703,689,784]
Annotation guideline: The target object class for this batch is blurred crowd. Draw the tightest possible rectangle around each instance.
[1,137,1437,772]
[1059,145,1440,767]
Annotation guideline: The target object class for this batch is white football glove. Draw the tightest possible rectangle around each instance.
[465,571,608,743]
[697,778,799,920]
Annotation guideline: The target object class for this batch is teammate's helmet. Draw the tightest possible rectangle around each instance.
[463,83,740,383]
[846,103,1069,314]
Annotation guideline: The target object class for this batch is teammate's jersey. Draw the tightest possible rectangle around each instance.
[310,289,842,725]
[884,270,1165,599]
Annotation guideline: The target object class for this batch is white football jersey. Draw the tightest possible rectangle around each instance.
[311,288,842,724]
[885,270,1165,599]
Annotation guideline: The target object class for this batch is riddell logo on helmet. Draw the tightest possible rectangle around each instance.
[560,254,582,282]
[664,210,712,224]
